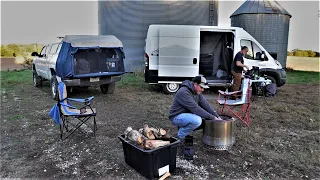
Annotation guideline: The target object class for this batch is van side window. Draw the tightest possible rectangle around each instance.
[252,42,264,60]
[240,40,253,60]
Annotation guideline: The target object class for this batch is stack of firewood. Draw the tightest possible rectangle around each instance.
[124,125,172,150]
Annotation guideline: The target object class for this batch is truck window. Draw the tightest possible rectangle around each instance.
[240,40,253,60]
[49,43,59,54]
[40,46,47,56]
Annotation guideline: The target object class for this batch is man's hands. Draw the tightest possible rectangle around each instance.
[215,116,222,120]
[243,65,250,72]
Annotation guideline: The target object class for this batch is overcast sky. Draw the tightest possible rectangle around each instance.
[1,0,319,51]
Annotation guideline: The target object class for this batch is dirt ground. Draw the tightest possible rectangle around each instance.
[0,58,24,71]
[1,77,319,179]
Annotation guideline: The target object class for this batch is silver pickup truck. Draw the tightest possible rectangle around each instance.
[32,35,125,100]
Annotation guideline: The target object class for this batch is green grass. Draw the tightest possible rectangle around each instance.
[0,69,318,90]
[8,114,24,121]
[286,70,320,84]
[0,70,32,88]
[116,71,148,89]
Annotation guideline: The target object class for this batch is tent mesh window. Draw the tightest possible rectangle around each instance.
[73,48,125,75]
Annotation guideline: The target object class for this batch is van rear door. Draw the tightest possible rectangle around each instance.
[158,26,199,77]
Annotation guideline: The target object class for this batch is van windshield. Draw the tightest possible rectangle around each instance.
[73,48,124,75]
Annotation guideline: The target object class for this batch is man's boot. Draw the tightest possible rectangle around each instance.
[183,135,194,161]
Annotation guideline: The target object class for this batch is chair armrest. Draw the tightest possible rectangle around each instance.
[67,96,94,103]
[218,90,242,96]
[60,102,77,109]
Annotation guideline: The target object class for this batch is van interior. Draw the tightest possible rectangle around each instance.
[73,48,125,75]
[199,31,234,83]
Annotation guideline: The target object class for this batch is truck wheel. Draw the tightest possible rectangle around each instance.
[51,75,59,100]
[100,83,115,94]
[33,71,42,87]
[163,83,179,94]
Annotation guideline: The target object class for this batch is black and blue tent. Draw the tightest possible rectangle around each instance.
[56,35,125,79]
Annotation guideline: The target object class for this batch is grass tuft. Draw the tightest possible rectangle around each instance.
[286,71,320,84]
[1,70,32,88]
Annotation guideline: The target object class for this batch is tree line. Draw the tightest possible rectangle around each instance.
[1,44,319,58]
[1,44,43,57]
[287,49,320,57]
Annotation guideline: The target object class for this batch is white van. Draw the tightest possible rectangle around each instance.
[144,25,286,93]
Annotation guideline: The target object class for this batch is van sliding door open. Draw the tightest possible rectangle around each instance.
[158,26,199,77]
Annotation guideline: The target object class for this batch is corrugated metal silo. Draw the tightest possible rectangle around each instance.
[230,0,291,68]
[98,0,218,71]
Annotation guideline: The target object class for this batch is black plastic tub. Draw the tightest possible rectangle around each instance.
[118,134,180,179]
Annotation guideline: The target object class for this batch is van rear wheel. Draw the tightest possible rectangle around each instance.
[163,83,179,94]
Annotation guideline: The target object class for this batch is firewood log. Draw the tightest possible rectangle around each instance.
[149,127,167,138]
[124,127,144,145]
[143,124,155,139]
[144,140,170,149]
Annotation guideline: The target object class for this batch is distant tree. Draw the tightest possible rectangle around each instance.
[0,45,14,57]
[294,50,303,56]
[306,50,316,57]
[7,44,22,56]
[287,51,294,56]
[302,51,309,57]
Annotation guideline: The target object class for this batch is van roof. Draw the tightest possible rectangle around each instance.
[63,35,123,48]
[149,24,243,31]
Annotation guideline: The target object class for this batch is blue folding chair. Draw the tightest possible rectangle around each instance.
[49,82,97,140]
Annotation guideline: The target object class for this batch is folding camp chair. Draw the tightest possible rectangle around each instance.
[217,78,251,126]
[49,82,97,140]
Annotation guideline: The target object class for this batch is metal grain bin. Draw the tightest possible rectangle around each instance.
[230,0,291,68]
[98,0,218,72]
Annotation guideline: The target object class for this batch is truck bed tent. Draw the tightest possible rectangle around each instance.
[56,35,124,79]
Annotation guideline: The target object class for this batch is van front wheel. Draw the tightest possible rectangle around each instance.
[163,83,179,94]
[266,76,276,84]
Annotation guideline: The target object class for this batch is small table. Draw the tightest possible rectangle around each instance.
[250,77,272,100]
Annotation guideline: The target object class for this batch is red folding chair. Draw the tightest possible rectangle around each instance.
[217,78,251,126]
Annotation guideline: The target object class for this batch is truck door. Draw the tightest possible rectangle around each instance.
[45,43,60,79]
[158,26,199,77]
[36,46,48,77]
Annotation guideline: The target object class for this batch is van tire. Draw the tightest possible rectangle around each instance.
[33,71,42,87]
[100,83,115,94]
[163,83,179,94]
[266,76,276,84]
[51,75,59,100]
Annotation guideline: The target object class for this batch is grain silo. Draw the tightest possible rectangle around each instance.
[230,0,291,68]
[98,0,218,71]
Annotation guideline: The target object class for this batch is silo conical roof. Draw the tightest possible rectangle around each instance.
[230,0,292,17]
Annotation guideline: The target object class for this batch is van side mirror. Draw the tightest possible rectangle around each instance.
[31,52,39,56]
[260,51,266,61]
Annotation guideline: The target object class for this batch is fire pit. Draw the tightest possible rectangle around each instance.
[202,115,235,150]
